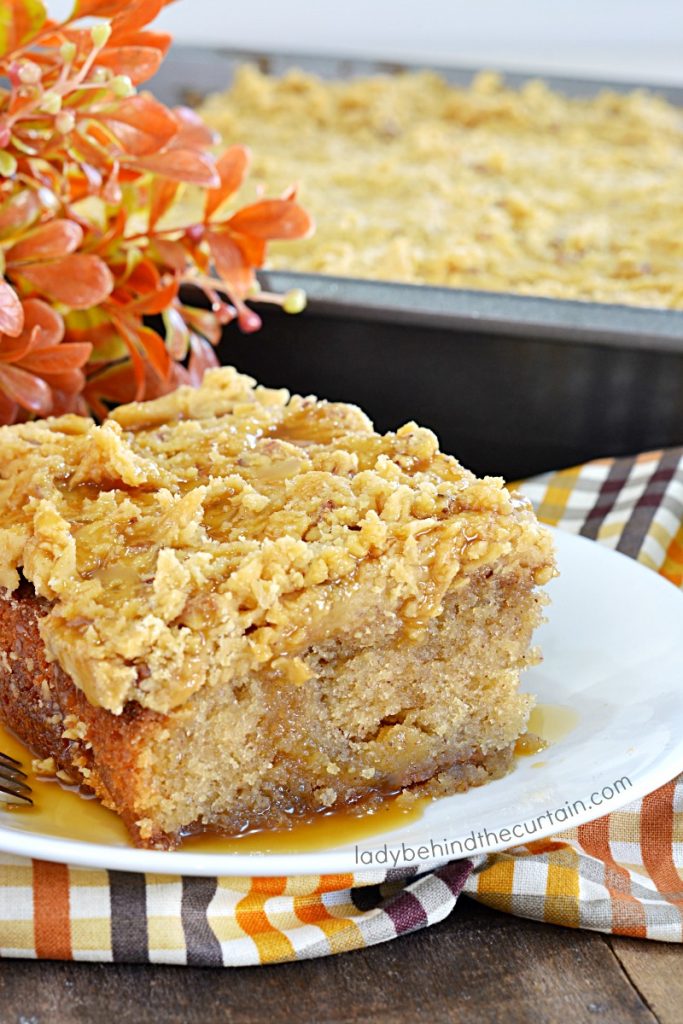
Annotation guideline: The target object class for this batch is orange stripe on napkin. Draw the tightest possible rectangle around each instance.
[642,782,683,906]
[661,526,683,587]
[545,847,581,928]
[33,860,72,959]
[235,877,295,963]
[475,855,515,913]
[294,873,364,953]
[533,465,584,526]
[635,450,665,465]
[315,873,354,893]
[578,818,647,938]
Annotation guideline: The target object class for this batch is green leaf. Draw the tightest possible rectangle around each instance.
[0,0,47,59]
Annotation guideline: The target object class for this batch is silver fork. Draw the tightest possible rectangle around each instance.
[0,752,33,806]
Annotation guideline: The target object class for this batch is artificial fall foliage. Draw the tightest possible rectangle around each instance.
[0,0,313,423]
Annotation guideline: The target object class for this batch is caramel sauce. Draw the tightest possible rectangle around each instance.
[181,799,424,855]
[527,703,580,743]
[515,703,580,760]
[0,701,579,853]
[514,732,548,757]
[0,722,424,852]
[0,723,128,847]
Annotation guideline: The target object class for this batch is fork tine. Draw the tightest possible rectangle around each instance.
[0,783,33,805]
[0,768,32,793]
[0,751,33,806]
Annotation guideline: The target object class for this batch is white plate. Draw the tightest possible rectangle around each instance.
[1,528,682,876]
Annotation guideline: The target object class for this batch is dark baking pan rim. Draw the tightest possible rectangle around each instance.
[260,271,683,354]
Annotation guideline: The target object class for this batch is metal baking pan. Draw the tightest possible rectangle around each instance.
[151,48,683,479]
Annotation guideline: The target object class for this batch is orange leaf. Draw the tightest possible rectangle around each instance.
[20,342,92,374]
[205,145,251,221]
[0,363,51,415]
[151,238,187,272]
[106,122,159,156]
[95,45,163,86]
[0,324,40,363]
[0,300,64,363]
[125,258,160,293]
[69,0,130,17]
[43,25,91,51]
[170,106,216,150]
[0,387,18,425]
[103,93,178,156]
[109,0,165,38]
[63,310,121,354]
[0,281,24,337]
[110,29,171,57]
[47,378,89,413]
[0,0,47,59]
[136,325,171,380]
[207,226,266,270]
[227,228,266,267]
[129,277,178,315]
[6,219,83,265]
[84,361,138,417]
[162,306,189,359]
[228,199,313,240]
[149,176,180,229]
[40,368,86,394]
[97,207,127,248]
[104,92,177,132]
[206,231,255,299]
[21,298,64,348]
[68,130,112,176]
[112,320,150,400]
[0,191,42,239]
[180,305,222,345]
[189,331,219,374]
[102,163,122,203]
[130,149,220,187]
[19,254,114,309]
[79,119,113,148]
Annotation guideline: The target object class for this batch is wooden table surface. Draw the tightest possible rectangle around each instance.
[1,896,680,1024]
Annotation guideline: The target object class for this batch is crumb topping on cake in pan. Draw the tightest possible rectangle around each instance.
[0,368,553,714]
[199,66,683,309]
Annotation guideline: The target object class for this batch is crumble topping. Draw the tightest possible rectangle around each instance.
[0,367,553,714]
[199,66,683,308]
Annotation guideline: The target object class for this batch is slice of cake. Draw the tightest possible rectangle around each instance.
[0,367,554,848]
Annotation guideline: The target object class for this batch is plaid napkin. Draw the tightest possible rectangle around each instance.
[1,447,682,964]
